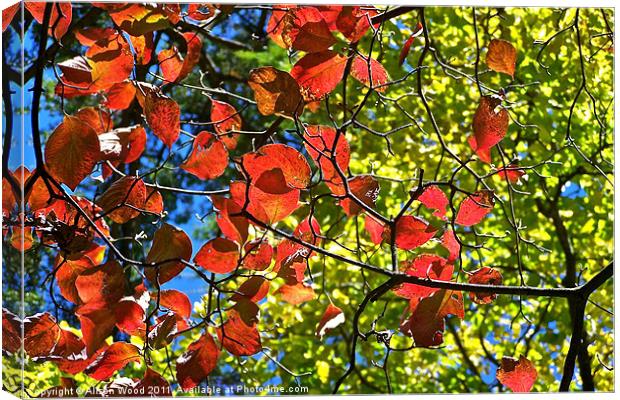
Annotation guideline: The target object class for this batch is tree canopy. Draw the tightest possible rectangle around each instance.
[1,3,614,397]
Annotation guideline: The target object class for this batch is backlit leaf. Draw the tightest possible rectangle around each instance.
[217,310,262,356]
[350,55,390,92]
[44,115,100,190]
[195,237,239,274]
[455,190,494,226]
[248,66,304,118]
[496,355,537,392]
[84,342,141,381]
[468,267,503,304]
[176,334,220,391]
[181,131,228,180]
[486,39,517,78]
[145,224,192,284]
[290,50,348,101]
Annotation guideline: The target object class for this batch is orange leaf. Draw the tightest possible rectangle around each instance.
[181,132,228,180]
[195,237,239,274]
[144,91,181,148]
[486,39,517,78]
[97,176,147,224]
[467,267,503,304]
[44,115,101,190]
[25,2,72,40]
[290,50,348,101]
[276,282,316,305]
[248,66,304,118]
[145,224,192,284]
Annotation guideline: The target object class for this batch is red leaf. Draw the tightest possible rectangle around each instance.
[46,330,98,375]
[276,282,316,305]
[44,116,101,190]
[181,131,228,180]
[316,5,342,30]
[335,6,378,43]
[76,303,117,356]
[176,334,220,391]
[85,342,141,381]
[339,175,380,216]
[114,299,146,336]
[468,267,503,304]
[2,308,22,354]
[486,39,517,78]
[74,27,117,46]
[242,240,273,271]
[211,195,249,245]
[158,32,202,83]
[394,255,453,300]
[232,298,260,326]
[418,185,448,219]
[469,96,509,162]
[145,187,164,214]
[274,240,309,284]
[158,289,192,319]
[441,229,460,262]
[350,55,390,92]
[75,260,126,305]
[23,313,61,358]
[195,238,239,274]
[400,289,464,347]
[217,310,262,356]
[2,3,19,32]
[290,50,348,101]
[364,214,385,245]
[399,22,423,66]
[497,163,526,183]
[145,224,193,284]
[496,355,537,392]
[281,6,336,52]
[294,216,322,245]
[135,368,172,396]
[267,4,293,47]
[148,313,178,349]
[231,171,300,224]
[242,143,311,190]
[211,100,242,150]
[455,190,494,226]
[231,276,270,303]
[53,245,103,298]
[303,125,350,191]
[104,81,136,110]
[25,2,72,40]
[97,176,147,224]
[54,56,96,98]
[316,303,345,339]
[248,66,304,118]
[144,91,181,148]
[389,216,436,250]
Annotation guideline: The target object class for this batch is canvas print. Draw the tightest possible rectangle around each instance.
[1,1,614,397]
